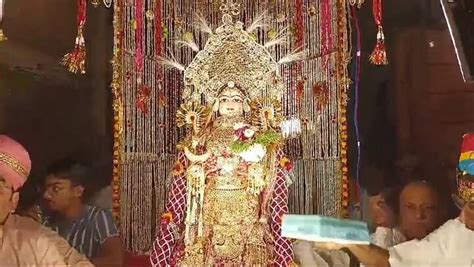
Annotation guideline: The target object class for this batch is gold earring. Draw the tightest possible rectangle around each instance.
[243,99,251,113]
[212,99,220,112]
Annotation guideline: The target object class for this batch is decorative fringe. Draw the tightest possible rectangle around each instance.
[0,0,6,42]
[0,28,6,42]
[63,0,87,74]
[157,55,185,72]
[369,26,388,65]
[265,27,287,48]
[296,79,304,101]
[194,13,212,35]
[278,49,306,65]
[247,10,267,33]
[61,27,86,74]
[136,85,151,114]
[281,116,301,139]
[176,32,199,52]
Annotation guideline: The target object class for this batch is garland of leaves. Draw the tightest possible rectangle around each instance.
[231,131,282,153]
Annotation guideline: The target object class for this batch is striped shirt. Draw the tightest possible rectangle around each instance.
[44,205,119,259]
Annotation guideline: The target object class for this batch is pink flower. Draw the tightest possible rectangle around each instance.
[234,125,251,141]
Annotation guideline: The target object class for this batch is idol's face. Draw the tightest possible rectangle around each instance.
[218,88,244,117]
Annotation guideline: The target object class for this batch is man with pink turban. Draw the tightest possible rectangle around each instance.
[0,135,93,266]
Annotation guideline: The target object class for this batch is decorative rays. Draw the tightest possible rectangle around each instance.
[158,11,306,73]
[176,103,210,135]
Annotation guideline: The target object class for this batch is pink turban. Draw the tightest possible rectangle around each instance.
[0,135,31,191]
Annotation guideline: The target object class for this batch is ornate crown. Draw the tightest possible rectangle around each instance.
[183,14,284,104]
[159,0,303,106]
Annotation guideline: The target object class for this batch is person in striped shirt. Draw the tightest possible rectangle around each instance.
[42,158,124,267]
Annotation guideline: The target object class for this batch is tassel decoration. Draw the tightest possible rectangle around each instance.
[157,55,185,72]
[176,32,199,52]
[264,27,288,48]
[0,29,6,42]
[277,49,306,65]
[247,10,267,33]
[296,79,304,101]
[62,0,87,74]
[195,13,212,35]
[369,0,388,65]
[136,85,152,114]
[0,0,6,42]
[280,116,301,139]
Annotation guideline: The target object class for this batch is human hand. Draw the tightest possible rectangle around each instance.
[312,241,347,251]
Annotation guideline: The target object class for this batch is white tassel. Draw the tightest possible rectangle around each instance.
[278,49,306,65]
[175,40,199,52]
[280,117,301,139]
[265,27,288,48]
[247,10,267,33]
[265,37,286,48]
[195,13,212,35]
[176,32,199,52]
[157,56,185,72]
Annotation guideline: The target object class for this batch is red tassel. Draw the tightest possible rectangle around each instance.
[62,0,87,74]
[296,80,304,101]
[370,0,388,65]
[62,26,86,74]
[136,85,151,114]
[369,26,388,65]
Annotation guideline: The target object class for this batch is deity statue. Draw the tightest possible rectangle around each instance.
[150,8,300,266]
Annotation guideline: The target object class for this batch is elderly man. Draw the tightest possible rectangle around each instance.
[0,135,92,266]
[315,134,474,267]
[369,179,443,249]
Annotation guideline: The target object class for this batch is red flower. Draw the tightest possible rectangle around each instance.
[172,162,185,176]
[136,85,151,114]
[161,212,173,225]
[279,157,294,172]
[234,126,249,141]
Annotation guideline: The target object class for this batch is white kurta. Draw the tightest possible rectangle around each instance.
[371,227,406,249]
[388,219,474,267]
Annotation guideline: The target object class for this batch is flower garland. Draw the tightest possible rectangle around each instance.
[231,124,281,152]
[111,0,124,222]
[230,124,281,162]
[336,0,350,218]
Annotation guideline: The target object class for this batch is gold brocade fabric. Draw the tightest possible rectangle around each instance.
[179,120,272,266]
[0,214,92,266]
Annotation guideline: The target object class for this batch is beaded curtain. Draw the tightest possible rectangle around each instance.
[112,0,350,252]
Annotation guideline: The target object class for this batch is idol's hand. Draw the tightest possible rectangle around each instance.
[460,201,474,230]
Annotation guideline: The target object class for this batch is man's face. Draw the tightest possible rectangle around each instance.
[43,175,84,213]
[399,182,441,240]
[0,177,19,222]
[218,88,244,117]
[369,193,396,228]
